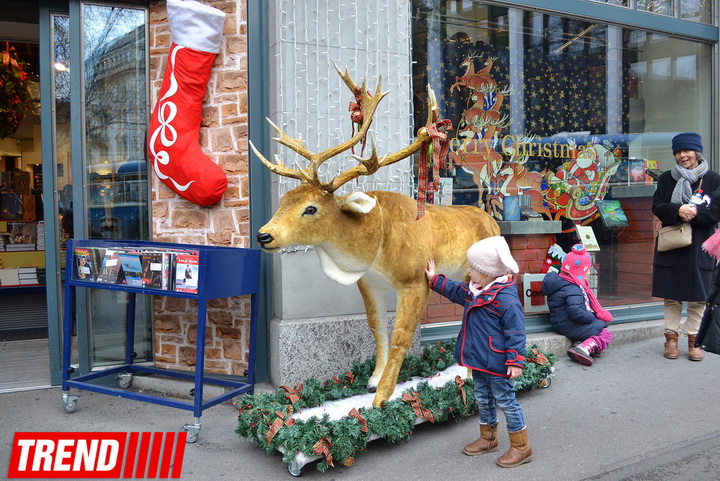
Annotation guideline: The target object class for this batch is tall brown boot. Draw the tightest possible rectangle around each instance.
[463,423,499,456]
[688,335,703,362]
[496,427,533,468]
[663,332,678,359]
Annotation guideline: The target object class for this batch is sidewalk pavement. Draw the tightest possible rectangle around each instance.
[3,319,720,480]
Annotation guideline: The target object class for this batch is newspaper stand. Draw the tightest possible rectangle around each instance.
[61,239,261,442]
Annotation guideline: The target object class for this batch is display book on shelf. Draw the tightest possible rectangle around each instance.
[0,220,44,251]
[0,220,45,287]
[74,243,200,293]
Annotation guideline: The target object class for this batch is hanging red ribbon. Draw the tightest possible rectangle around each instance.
[454,375,467,406]
[401,391,435,422]
[313,438,335,467]
[348,86,371,156]
[417,119,453,219]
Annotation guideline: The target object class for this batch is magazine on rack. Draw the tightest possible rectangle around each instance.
[119,252,144,287]
[74,247,96,281]
[174,252,200,293]
[140,252,165,289]
[97,250,124,284]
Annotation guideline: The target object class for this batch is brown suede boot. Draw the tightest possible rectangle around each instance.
[463,423,499,456]
[496,427,533,468]
[688,335,703,362]
[663,332,678,359]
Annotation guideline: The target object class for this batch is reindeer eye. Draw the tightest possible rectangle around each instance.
[302,205,318,216]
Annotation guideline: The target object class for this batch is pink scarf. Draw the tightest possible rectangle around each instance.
[559,272,612,322]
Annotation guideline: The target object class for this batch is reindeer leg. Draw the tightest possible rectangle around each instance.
[372,283,431,407]
[357,278,389,393]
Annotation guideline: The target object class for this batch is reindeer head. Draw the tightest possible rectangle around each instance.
[251,62,438,253]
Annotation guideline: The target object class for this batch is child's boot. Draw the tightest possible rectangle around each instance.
[463,423,499,456]
[567,339,598,366]
[496,427,533,468]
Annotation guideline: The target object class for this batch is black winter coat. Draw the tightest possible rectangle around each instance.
[695,265,720,354]
[651,165,720,301]
[541,271,606,341]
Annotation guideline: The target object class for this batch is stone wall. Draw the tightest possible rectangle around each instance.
[148,0,251,376]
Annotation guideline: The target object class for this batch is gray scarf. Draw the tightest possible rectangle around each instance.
[671,160,708,203]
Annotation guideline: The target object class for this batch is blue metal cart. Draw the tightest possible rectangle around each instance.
[61,239,261,443]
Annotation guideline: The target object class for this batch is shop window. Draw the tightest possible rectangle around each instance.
[680,0,713,23]
[411,1,712,310]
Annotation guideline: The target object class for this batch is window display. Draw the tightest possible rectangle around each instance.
[411,1,712,307]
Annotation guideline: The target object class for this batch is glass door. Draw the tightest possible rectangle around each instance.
[44,1,151,383]
[80,3,152,367]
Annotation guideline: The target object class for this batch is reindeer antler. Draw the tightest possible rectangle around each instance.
[250,62,387,189]
[328,85,440,192]
[252,65,441,193]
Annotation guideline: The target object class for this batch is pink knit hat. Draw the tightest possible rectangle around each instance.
[561,244,592,283]
[466,236,519,277]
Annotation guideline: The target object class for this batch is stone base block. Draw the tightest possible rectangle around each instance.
[269,314,422,387]
[526,319,663,356]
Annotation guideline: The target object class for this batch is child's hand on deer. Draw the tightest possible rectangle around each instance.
[425,258,436,281]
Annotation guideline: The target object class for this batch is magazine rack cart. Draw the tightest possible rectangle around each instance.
[61,239,261,442]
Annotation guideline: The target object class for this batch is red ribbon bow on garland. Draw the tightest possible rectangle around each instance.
[401,391,435,423]
[313,438,335,467]
[279,383,303,404]
[265,407,295,444]
[348,407,369,432]
[417,119,453,219]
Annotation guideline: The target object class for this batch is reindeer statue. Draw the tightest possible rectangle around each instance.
[250,63,500,407]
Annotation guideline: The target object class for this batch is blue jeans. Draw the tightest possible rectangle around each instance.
[472,370,525,432]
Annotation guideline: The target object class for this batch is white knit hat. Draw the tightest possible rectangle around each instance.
[466,236,519,277]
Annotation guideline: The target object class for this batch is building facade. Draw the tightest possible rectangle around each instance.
[0,0,716,391]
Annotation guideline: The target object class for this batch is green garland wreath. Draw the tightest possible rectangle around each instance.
[234,340,555,472]
[0,45,33,140]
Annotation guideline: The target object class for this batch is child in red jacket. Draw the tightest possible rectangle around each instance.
[425,236,532,468]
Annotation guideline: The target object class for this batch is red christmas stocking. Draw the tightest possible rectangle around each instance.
[149,0,227,206]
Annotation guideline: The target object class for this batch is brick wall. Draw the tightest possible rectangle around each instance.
[422,234,555,324]
[148,1,251,376]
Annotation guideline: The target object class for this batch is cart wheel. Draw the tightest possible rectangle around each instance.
[116,373,133,389]
[288,461,303,477]
[539,377,552,389]
[63,398,77,413]
[186,432,198,444]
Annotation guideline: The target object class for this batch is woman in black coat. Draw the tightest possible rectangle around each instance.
[652,132,720,362]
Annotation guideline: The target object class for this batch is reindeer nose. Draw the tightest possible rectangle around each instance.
[257,232,274,245]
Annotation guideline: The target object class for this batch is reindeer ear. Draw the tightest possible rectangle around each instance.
[338,192,377,214]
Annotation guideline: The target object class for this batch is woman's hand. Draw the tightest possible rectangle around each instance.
[678,204,697,222]
[425,258,436,281]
